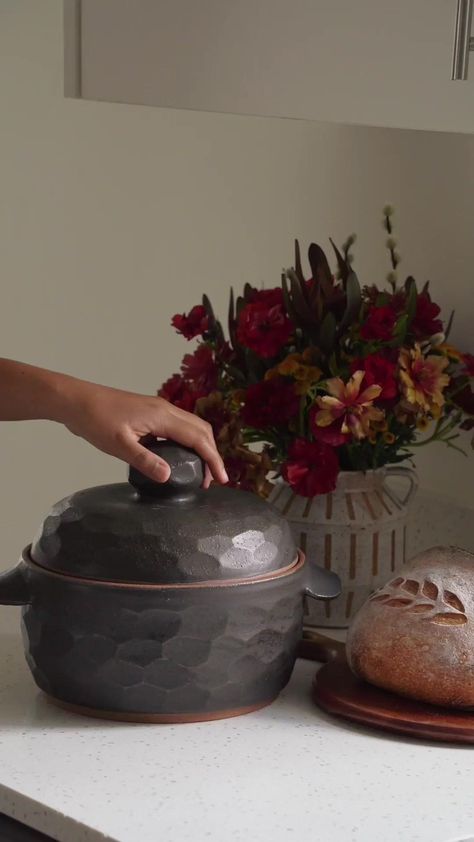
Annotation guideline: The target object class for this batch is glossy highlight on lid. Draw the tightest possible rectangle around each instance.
[31,440,297,586]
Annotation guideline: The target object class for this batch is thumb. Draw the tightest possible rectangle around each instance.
[121,437,171,483]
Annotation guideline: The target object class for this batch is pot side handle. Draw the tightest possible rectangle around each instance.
[0,563,31,605]
[304,562,341,601]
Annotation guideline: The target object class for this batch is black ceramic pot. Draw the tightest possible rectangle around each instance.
[0,441,340,722]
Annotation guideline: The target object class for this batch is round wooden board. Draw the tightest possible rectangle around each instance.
[313,657,474,744]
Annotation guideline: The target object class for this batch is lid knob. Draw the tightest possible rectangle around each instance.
[128,438,204,501]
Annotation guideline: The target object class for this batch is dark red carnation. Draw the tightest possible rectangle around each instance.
[350,353,398,401]
[158,374,203,412]
[310,408,349,446]
[247,288,283,306]
[360,306,397,341]
[282,438,339,497]
[171,305,209,340]
[452,382,474,416]
[411,292,443,339]
[462,353,474,377]
[237,288,293,358]
[241,377,299,429]
[181,345,218,392]
[390,290,407,315]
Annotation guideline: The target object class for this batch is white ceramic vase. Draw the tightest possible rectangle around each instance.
[268,467,418,628]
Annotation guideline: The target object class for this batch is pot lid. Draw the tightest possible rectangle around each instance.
[30,440,297,585]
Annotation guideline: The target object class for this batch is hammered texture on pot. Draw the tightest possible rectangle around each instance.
[31,484,296,585]
[20,564,304,716]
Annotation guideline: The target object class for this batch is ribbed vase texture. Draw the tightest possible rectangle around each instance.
[268,468,418,628]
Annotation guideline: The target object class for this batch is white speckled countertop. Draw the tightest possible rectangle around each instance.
[0,607,473,842]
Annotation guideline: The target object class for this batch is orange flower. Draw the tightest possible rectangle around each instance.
[438,343,463,362]
[266,353,321,395]
[416,416,431,432]
[399,344,449,414]
[314,371,384,441]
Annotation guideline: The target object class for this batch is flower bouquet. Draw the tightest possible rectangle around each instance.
[160,209,474,499]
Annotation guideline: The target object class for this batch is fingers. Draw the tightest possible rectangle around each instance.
[185,426,228,485]
[119,435,172,483]
[159,405,228,485]
[202,463,212,489]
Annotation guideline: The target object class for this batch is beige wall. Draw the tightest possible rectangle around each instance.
[0,0,473,565]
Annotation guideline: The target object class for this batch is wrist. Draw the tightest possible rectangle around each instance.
[41,369,90,426]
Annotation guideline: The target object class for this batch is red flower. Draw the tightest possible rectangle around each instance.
[247,288,283,306]
[360,306,397,341]
[351,354,398,401]
[411,293,443,339]
[241,377,300,428]
[237,287,293,358]
[158,374,203,412]
[171,305,209,340]
[282,438,339,497]
[390,290,408,315]
[452,382,474,416]
[463,353,474,377]
[181,345,218,392]
[310,409,349,446]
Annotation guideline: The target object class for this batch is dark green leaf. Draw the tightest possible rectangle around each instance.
[444,309,455,340]
[228,287,236,348]
[338,270,362,334]
[394,313,409,340]
[281,274,300,324]
[235,295,246,318]
[308,243,334,299]
[287,268,314,324]
[319,311,337,354]
[202,294,215,327]
[328,352,339,377]
[306,274,322,314]
[202,294,225,345]
[405,276,418,324]
[376,292,392,307]
[294,239,305,283]
[225,363,247,384]
[329,238,349,285]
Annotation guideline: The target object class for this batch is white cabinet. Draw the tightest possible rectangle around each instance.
[65,0,474,133]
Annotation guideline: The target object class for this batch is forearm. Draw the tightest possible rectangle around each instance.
[0,358,228,484]
[0,358,77,423]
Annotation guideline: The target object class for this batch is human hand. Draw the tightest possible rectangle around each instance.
[0,359,227,487]
[61,381,228,487]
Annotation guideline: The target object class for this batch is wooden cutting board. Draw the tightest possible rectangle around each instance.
[299,631,474,744]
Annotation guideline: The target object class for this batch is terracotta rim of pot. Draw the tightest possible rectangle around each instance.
[45,695,273,724]
[22,546,304,591]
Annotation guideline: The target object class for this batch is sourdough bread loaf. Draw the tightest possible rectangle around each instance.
[346,546,474,709]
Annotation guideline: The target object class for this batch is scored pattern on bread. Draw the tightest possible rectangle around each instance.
[369,577,467,625]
